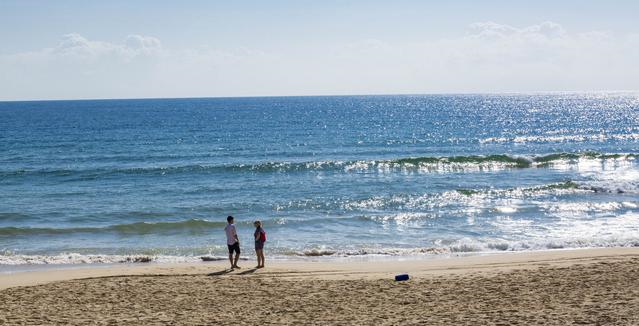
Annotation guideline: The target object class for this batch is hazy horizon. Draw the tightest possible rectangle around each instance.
[2,0,638,101]
[3,90,639,103]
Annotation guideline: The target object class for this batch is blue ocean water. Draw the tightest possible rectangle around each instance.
[1,93,639,265]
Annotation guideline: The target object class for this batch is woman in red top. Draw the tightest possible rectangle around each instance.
[253,220,266,268]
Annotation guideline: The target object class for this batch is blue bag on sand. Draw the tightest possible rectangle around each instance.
[395,274,409,281]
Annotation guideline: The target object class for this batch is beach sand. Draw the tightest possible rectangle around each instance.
[1,248,639,325]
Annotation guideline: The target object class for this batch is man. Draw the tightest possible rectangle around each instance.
[224,215,241,269]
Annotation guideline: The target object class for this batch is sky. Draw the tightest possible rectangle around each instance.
[1,0,638,101]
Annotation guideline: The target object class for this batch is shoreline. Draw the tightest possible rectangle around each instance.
[2,247,637,290]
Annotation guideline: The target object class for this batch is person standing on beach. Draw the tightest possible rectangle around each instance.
[253,220,266,268]
[225,216,241,269]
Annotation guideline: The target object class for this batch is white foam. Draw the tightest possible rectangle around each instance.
[480,133,639,144]
[343,160,522,174]
[494,206,518,214]
[580,165,639,193]
[541,201,624,213]
[0,253,208,266]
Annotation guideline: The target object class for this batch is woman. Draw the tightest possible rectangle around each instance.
[253,220,266,268]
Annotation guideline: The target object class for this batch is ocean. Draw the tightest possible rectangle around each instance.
[1,93,639,266]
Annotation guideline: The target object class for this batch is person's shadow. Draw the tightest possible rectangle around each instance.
[206,268,258,277]
[237,268,258,275]
[207,269,234,276]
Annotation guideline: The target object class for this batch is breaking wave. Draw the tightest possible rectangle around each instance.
[2,152,636,179]
[295,234,639,257]
[280,181,601,213]
[0,253,228,265]
[5,235,639,265]
[3,176,637,239]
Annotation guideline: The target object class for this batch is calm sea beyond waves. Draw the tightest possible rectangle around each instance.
[1,93,639,265]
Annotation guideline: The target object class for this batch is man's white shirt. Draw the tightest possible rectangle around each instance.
[224,224,237,245]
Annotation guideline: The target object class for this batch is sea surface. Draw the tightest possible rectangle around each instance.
[1,93,639,266]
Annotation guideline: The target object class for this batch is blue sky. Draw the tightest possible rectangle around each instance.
[1,1,638,100]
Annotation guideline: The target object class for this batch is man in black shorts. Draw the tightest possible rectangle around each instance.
[224,215,241,269]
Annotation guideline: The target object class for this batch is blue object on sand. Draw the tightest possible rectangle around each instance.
[395,274,409,281]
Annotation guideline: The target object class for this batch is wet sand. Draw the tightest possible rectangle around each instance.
[1,248,638,325]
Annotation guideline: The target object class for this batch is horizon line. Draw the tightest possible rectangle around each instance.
[1,90,638,103]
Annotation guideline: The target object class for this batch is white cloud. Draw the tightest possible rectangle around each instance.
[319,21,639,94]
[124,35,161,52]
[1,22,638,100]
[49,33,162,61]
[468,21,567,41]
[0,33,168,99]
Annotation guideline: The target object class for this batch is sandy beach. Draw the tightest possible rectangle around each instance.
[1,248,638,325]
